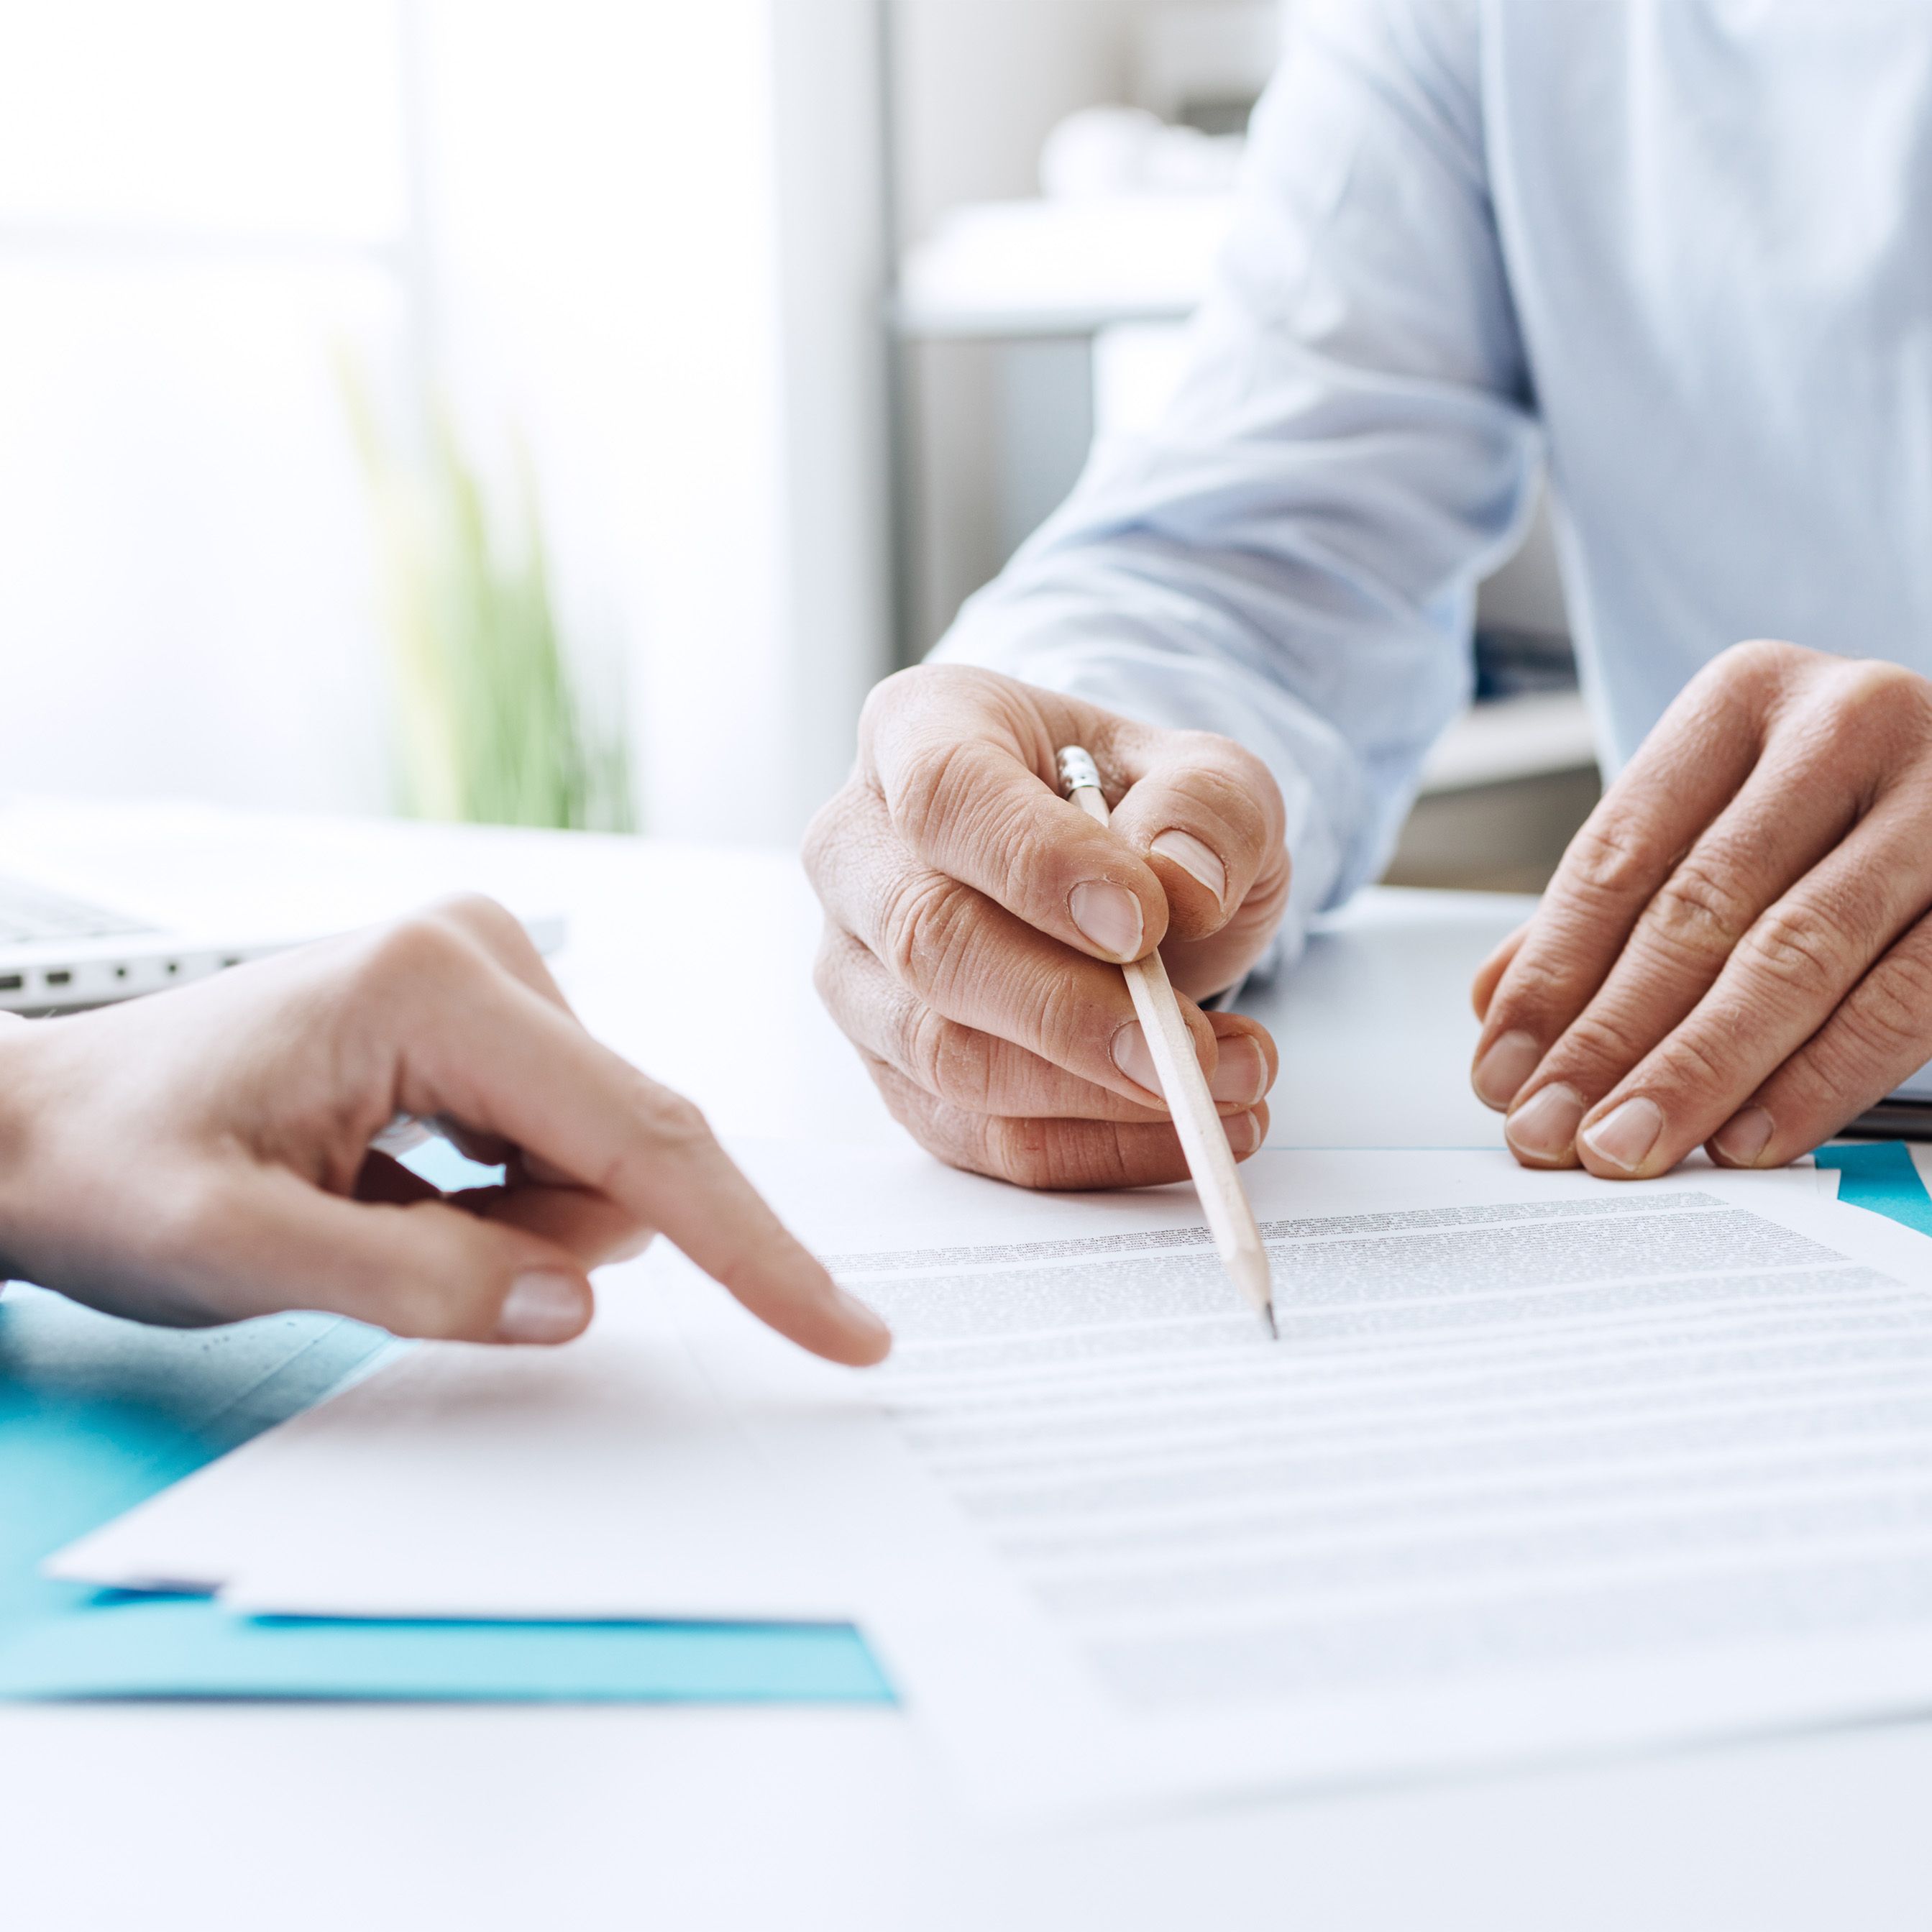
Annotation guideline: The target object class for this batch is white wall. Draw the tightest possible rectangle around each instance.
[423,0,893,841]
[0,1,404,816]
[768,0,894,820]
[0,0,892,844]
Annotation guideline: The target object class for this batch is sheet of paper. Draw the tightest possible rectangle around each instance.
[677,1146,1932,1815]
[54,1140,1915,1822]
[47,1269,861,1624]
[54,1146,1823,1613]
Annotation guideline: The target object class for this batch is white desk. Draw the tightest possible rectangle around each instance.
[4,804,1927,1931]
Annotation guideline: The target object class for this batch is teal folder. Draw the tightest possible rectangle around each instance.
[0,1282,888,1704]
[1814,1139,1932,1236]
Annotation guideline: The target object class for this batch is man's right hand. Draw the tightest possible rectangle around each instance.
[804,665,1289,1189]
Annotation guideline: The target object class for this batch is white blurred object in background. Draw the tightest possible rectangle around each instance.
[1039,106,1244,201]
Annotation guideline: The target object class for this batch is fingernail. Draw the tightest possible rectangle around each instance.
[1580,1096,1665,1174]
[1711,1104,1774,1167]
[1505,1083,1585,1163]
[1473,1029,1542,1109]
[1150,830,1226,906]
[1069,881,1144,961]
[1226,1110,1263,1157]
[496,1271,589,1345]
[1112,1022,1161,1098]
[1209,1037,1268,1105]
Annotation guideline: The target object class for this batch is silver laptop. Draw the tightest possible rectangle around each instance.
[0,872,563,1015]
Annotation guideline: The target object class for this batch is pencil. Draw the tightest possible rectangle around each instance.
[1057,746,1278,1338]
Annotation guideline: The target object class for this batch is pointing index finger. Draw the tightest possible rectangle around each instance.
[399,963,890,1366]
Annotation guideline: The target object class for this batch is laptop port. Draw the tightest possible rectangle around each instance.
[0,974,21,992]
[44,970,72,988]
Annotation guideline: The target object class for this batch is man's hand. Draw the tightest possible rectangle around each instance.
[0,897,888,1364]
[805,664,1288,1189]
[1472,640,1932,1177]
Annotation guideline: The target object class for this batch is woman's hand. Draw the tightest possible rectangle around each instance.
[0,896,888,1364]
[805,664,1286,1189]
[1473,640,1932,1177]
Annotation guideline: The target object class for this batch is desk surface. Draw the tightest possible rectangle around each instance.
[3,804,1925,1932]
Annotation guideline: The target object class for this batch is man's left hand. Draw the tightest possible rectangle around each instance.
[1470,638,1932,1176]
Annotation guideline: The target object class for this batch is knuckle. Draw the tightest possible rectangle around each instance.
[810,929,843,1007]
[907,1008,996,1111]
[1033,969,1107,1070]
[425,892,523,951]
[352,910,471,997]
[859,662,953,730]
[638,1084,711,1151]
[878,869,982,994]
[1643,853,1755,961]
[1554,1005,1651,1077]
[1837,657,1920,710]
[1818,660,1932,761]
[799,794,843,887]
[854,667,920,748]
[1178,739,1279,844]
[1667,1025,1739,1097]
[811,928,870,1034]
[1739,905,1844,1004]
[800,777,876,892]
[1558,817,1659,908]
[594,1077,714,1201]
[1640,1025,1736,1108]
[887,734,981,856]
[1485,942,1583,1032]
[982,1115,1060,1191]
[1714,637,1801,692]
[868,1061,993,1175]
[1841,948,1932,1063]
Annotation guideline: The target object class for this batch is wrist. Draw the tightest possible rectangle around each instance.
[0,1017,49,1283]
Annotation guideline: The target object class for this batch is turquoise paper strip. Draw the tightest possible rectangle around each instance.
[1815,1141,1932,1237]
[0,1284,888,1704]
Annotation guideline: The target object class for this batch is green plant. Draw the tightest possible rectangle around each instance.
[342,363,636,833]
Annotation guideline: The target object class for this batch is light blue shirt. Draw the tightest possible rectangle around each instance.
[934,0,1932,962]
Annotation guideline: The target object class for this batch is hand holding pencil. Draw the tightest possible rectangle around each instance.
[807,664,1286,1195]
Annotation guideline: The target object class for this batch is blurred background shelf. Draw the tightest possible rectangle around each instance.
[896,195,1231,337]
[1419,690,1595,796]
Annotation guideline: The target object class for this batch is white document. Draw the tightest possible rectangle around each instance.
[688,1146,1932,1814]
[54,1141,1932,1821]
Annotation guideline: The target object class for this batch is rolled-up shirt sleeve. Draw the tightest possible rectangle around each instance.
[930,0,1542,967]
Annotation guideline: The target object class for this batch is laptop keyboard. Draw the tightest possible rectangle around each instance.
[0,876,156,945]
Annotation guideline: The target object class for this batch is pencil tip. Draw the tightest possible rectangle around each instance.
[1231,1248,1276,1339]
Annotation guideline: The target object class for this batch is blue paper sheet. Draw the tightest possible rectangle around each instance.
[0,1284,889,1704]
[1816,1140,1932,1236]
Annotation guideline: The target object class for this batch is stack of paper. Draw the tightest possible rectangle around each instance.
[52,1146,1932,1816]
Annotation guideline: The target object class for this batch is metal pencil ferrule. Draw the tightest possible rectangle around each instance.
[1056,746,1102,798]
